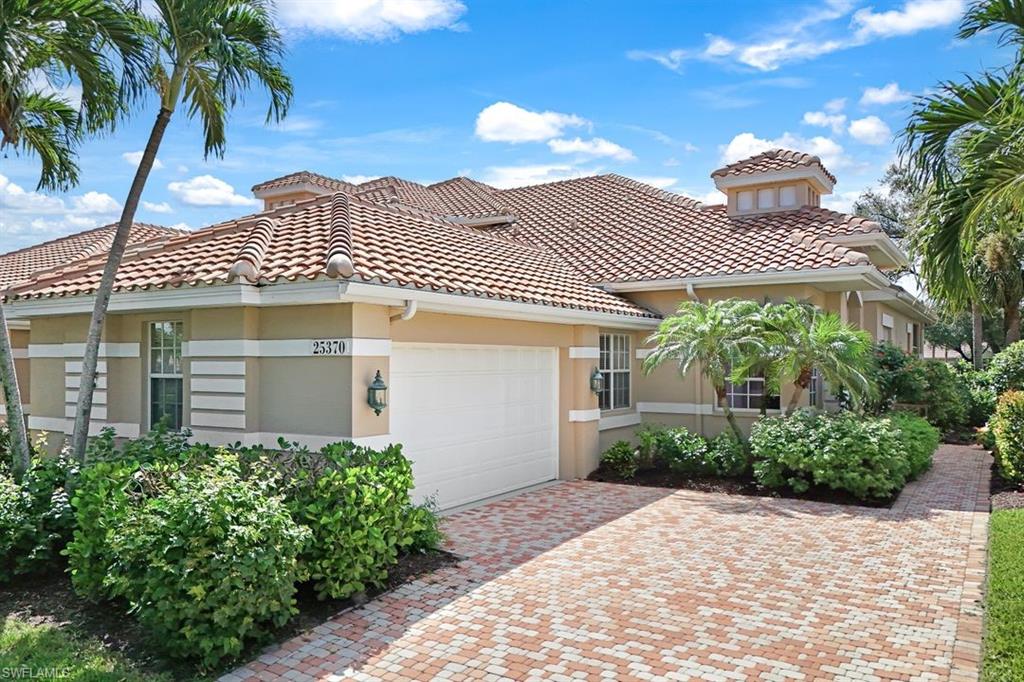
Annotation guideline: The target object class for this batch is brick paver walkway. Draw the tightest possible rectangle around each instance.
[226,445,991,682]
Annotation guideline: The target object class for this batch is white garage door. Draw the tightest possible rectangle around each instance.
[390,343,559,510]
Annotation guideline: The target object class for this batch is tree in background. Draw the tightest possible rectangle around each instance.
[854,164,923,282]
[70,0,293,463]
[0,0,143,479]
[643,299,764,443]
[925,306,1005,363]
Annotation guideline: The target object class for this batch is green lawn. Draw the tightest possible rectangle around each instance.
[0,616,172,682]
[984,509,1024,682]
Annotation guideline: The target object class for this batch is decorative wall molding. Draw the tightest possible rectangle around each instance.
[190,360,246,376]
[599,412,642,431]
[27,415,138,438]
[187,429,395,450]
[636,401,714,415]
[635,348,654,360]
[568,408,601,422]
[183,337,391,358]
[568,346,600,359]
[29,342,139,358]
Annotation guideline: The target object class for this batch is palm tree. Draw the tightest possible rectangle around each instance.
[643,299,764,443]
[69,0,293,462]
[732,301,789,417]
[767,302,873,415]
[902,0,1024,319]
[1,0,143,477]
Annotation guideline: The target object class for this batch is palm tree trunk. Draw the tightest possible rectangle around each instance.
[0,304,30,480]
[972,301,984,370]
[1005,304,1021,345]
[70,108,173,462]
[716,386,745,443]
[785,367,812,416]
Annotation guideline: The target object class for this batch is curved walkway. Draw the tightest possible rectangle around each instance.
[226,445,991,681]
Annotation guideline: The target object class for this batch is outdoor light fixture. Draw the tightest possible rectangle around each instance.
[367,370,388,415]
[590,367,605,394]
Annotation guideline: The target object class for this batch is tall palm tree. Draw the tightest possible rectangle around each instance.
[902,0,1024,317]
[767,302,873,415]
[69,0,292,462]
[1,0,143,478]
[643,299,764,443]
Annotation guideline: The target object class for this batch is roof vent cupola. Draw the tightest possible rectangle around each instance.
[711,149,835,217]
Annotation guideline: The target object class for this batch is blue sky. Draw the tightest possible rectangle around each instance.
[0,0,1012,253]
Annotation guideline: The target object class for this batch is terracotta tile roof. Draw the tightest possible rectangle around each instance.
[7,195,656,319]
[491,174,875,284]
[711,148,837,185]
[0,223,185,291]
[251,170,357,194]
[426,177,508,218]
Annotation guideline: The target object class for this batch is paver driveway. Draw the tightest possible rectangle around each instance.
[227,445,991,682]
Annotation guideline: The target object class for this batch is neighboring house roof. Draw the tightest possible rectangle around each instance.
[0,223,185,291]
[251,170,357,194]
[6,194,656,319]
[711,148,837,185]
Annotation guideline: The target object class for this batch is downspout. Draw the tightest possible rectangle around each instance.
[686,282,700,302]
[390,299,418,322]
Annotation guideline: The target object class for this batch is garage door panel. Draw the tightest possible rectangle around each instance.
[390,343,558,509]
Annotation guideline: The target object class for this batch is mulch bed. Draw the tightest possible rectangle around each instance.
[586,468,895,508]
[0,549,459,680]
[990,465,1024,511]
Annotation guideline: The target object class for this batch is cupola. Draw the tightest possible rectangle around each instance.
[711,149,836,217]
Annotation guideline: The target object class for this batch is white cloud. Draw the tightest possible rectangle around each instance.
[276,0,467,40]
[142,201,173,214]
[268,114,322,133]
[122,151,164,170]
[860,82,913,106]
[853,0,965,39]
[848,116,892,145]
[167,175,259,207]
[340,174,381,185]
[821,189,863,213]
[720,132,848,170]
[167,222,192,231]
[824,98,847,113]
[680,188,727,205]
[802,110,848,134]
[630,0,964,72]
[632,176,679,189]
[475,102,588,143]
[547,137,635,161]
[481,164,597,189]
[0,174,122,247]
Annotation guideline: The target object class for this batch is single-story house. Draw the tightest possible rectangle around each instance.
[1,149,933,509]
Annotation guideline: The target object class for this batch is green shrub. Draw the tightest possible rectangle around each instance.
[991,391,1024,484]
[68,451,308,667]
[656,427,716,477]
[979,424,998,450]
[274,441,418,600]
[707,431,749,477]
[402,498,445,553]
[953,361,998,427]
[0,453,76,583]
[989,341,1024,395]
[750,410,910,501]
[600,441,638,479]
[888,411,940,479]
[918,361,970,431]
[865,343,928,412]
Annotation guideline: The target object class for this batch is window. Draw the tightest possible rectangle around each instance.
[149,321,183,430]
[599,333,631,411]
[779,185,797,207]
[725,370,780,410]
[737,190,754,211]
[757,188,775,209]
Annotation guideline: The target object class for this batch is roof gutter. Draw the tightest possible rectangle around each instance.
[597,265,892,293]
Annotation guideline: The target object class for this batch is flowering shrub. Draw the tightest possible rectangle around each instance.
[991,391,1024,484]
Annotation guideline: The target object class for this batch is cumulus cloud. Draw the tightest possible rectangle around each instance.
[122,151,164,170]
[547,137,635,161]
[802,110,847,134]
[860,82,913,106]
[475,102,588,143]
[167,175,259,207]
[631,176,679,189]
[142,201,173,214]
[848,116,892,145]
[481,164,597,189]
[72,192,122,215]
[340,174,381,185]
[276,0,466,40]
[629,0,964,72]
[0,174,122,248]
[719,132,848,170]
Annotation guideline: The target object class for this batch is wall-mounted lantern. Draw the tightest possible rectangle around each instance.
[367,370,388,415]
[590,367,605,394]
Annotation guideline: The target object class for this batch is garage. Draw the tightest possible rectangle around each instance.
[389,343,559,510]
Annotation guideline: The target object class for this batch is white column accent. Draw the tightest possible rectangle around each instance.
[568,346,600,359]
[599,412,642,430]
[637,401,714,415]
[568,408,602,422]
[635,348,654,360]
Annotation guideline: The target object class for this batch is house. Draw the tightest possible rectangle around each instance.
[1,223,185,424]
[1,150,933,509]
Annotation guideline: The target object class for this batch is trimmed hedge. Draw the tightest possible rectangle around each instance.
[750,410,917,501]
[991,391,1024,484]
[598,426,749,480]
[888,411,940,479]
[989,341,1024,395]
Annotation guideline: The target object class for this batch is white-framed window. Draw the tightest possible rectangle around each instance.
[757,188,775,209]
[737,190,754,211]
[149,321,183,430]
[725,370,780,410]
[779,185,798,207]
[599,333,631,411]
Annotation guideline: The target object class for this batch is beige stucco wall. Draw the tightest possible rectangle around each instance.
[0,328,31,420]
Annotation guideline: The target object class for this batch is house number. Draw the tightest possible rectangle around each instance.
[311,339,348,355]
